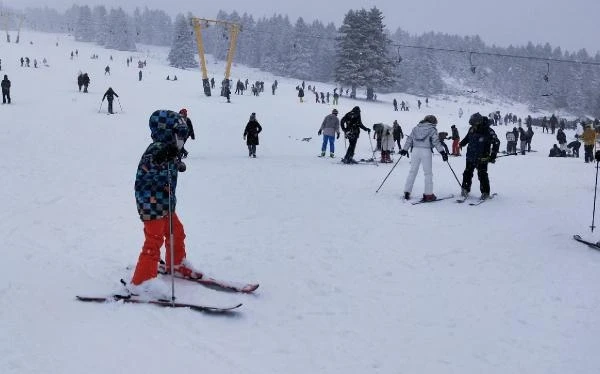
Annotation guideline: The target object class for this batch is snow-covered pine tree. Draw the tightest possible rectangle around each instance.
[168,14,198,69]
[74,5,94,42]
[92,5,108,46]
[335,8,394,100]
[287,17,312,79]
[104,8,136,51]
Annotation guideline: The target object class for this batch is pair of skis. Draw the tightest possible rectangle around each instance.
[455,192,498,206]
[77,268,259,314]
[573,234,600,251]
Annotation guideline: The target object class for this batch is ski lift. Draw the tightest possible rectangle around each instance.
[541,63,553,97]
[469,52,476,74]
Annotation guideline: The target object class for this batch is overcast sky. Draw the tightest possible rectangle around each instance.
[10,0,600,54]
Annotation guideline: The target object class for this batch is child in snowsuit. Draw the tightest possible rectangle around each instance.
[129,110,200,296]
[318,108,340,157]
[373,123,394,163]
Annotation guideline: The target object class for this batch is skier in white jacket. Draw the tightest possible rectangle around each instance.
[399,115,448,201]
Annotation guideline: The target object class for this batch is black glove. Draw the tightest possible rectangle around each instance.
[176,160,187,172]
[318,130,322,136]
[441,151,448,162]
[489,153,497,163]
[154,143,179,164]
[400,149,409,157]
[367,129,371,134]
[595,150,600,162]
[336,133,340,139]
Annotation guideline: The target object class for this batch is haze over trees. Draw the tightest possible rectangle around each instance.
[15,4,600,116]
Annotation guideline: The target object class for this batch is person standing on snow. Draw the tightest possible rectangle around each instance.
[400,115,447,201]
[178,108,195,158]
[243,112,262,158]
[1,75,11,104]
[340,106,371,164]
[582,124,596,163]
[373,123,394,163]
[102,87,119,114]
[556,128,567,152]
[459,113,500,200]
[392,120,404,152]
[128,110,201,298]
[450,124,461,156]
[318,108,340,158]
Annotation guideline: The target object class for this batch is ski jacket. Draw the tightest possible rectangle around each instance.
[567,140,581,149]
[460,125,500,162]
[135,110,188,221]
[582,128,596,146]
[102,88,118,101]
[518,128,527,141]
[556,130,566,144]
[319,114,340,137]
[403,121,445,153]
[506,132,515,142]
[526,127,534,141]
[451,127,460,140]
[1,77,10,91]
[380,124,394,151]
[183,117,195,140]
[244,120,262,145]
[392,123,404,140]
[340,110,369,140]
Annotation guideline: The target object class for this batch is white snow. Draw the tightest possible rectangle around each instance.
[1,30,599,374]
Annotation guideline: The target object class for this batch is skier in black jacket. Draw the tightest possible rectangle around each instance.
[459,113,500,200]
[340,106,371,164]
[102,87,119,114]
[178,108,195,158]
[243,112,262,158]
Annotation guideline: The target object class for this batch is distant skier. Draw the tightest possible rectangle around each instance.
[400,115,447,201]
[77,73,84,92]
[556,128,567,152]
[318,108,340,158]
[297,86,304,103]
[582,124,596,163]
[373,123,394,163]
[82,73,90,93]
[392,120,404,151]
[526,124,534,152]
[178,109,195,158]
[393,98,398,111]
[505,130,516,154]
[243,113,262,158]
[139,70,142,81]
[567,139,581,158]
[1,74,11,104]
[332,90,339,105]
[104,65,110,75]
[340,106,370,164]
[128,110,200,298]
[210,77,215,89]
[417,99,422,109]
[459,113,500,200]
[450,124,460,156]
[102,87,119,114]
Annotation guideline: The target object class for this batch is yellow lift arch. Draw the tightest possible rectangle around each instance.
[191,17,240,97]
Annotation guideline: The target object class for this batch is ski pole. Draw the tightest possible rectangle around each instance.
[368,134,379,167]
[117,97,123,112]
[445,159,462,188]
[98,99,103,113]
[496,153,518,158]
[375,155,403,193]
[591,155,600,232]
[167,163,176,305]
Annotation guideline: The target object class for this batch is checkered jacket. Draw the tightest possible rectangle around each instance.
[135,110,188,221]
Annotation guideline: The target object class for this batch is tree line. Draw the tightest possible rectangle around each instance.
[17,5,600,117]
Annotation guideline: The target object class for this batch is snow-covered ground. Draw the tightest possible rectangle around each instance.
[1,30,599,374]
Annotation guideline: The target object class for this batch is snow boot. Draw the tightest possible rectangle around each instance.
[461,188,469,198]
[330,153,335,158]
[320,151,326,157]
[480,193,490,200]
[404,192,410,200]
[423,194,437,202]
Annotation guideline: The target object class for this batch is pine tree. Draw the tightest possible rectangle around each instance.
[335,8,394,100]
[74,5,94,42]
[287,18,312,79]
[92,5,108,46]
[104,8,136,51]
[168,14,198,69]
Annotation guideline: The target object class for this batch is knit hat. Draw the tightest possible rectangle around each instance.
[423,115,438,125]
[250,112,256,121]
[332,109,338,114]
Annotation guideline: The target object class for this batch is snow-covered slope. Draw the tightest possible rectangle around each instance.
[1,31,599,374]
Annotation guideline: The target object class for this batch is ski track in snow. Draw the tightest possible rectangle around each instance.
[1,30,599,374]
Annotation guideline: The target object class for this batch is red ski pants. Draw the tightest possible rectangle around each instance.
[131,213,187,285]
